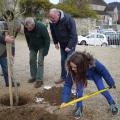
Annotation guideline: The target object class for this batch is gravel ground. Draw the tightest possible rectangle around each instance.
[0,34,120,120]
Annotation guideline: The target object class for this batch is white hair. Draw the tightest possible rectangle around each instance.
[49,8,60,15]
[24,17,35,25]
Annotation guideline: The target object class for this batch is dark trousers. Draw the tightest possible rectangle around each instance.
[0,57,8,86]
[60,47,75,80]
[29,48,44,81]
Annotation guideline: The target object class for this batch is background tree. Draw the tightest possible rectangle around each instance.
[19,0,98,19]
[19,0,52,20]
[63,0,75,6]
[53,3,80,17]
[57,0,98,19]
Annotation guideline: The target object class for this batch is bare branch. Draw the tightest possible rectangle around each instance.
[15,8,26,18]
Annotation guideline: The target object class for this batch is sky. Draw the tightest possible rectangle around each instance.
[49,0,120,4]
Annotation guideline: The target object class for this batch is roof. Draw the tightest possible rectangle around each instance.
[105,2,120,11]
[105,2,120,24]
[95,10,109,15]
[88,0,107,6]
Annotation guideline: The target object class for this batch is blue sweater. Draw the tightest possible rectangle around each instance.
[62,60,115,103]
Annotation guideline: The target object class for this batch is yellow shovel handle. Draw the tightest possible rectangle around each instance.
[60,87,110,109]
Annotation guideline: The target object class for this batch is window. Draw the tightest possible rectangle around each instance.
[87,34,94,38]
[97,34,104,38]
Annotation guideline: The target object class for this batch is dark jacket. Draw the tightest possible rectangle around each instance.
[62,60,115,106]
[24,21,50,56]
[0,18,15,58]
[50,10,78,49]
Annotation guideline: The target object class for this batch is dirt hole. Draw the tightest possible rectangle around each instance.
[0,94,30,106]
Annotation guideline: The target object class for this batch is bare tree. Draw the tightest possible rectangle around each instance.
[0,0,24,107]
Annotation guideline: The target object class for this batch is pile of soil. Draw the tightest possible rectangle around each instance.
[35,87,75,106]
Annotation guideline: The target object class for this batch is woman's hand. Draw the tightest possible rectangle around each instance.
[60,102,66,108]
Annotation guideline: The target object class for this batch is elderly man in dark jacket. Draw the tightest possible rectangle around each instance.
[24,17,50,88]
[48,8,78,84]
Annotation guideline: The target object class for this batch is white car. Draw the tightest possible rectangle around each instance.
[78,33,108,46]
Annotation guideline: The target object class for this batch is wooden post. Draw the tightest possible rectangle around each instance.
[7,19,19,107]
[6,43,13,107]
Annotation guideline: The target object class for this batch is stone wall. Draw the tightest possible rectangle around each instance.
[74,18,96,36]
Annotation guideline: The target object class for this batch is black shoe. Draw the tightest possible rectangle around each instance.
[55,79,64,84]
[28,78,36,83]
[6,82,20,87]
[6,84,9,87]
[34,81,43,88]
[12,82,20,87]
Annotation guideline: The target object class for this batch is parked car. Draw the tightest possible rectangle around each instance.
[78,35,87,45]
[78,33,108,46]
[97,28,116,34]
[103,31,116,35]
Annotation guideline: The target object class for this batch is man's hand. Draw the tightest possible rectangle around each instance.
[5,35,14,43]
[55,44,59,50]
[65,47,71,52]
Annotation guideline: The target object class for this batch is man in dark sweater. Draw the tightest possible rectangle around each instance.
[24,17,50,88]
[48,8,78,84]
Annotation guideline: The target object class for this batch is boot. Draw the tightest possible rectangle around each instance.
[34,81,43,88]
[28,78,36,83]
[110,102,119,115]
[74,107,83,119]
[55,79,64,84]
[6,82,20,87]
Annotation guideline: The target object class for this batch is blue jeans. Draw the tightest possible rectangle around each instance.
[29,49,44,81]
[76,78,115,108]
[0,57,8,86]
[60,47,75,80]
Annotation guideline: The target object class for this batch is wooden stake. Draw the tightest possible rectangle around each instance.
[6,43,13,107]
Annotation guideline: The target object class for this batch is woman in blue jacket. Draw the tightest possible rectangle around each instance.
[62,51,118,119]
